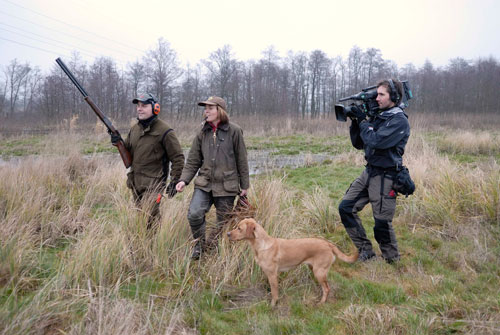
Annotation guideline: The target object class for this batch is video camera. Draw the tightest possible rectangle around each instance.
[334,80,413,122]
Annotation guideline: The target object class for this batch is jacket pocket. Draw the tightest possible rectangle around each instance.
[134,172,159,193]
[194,175,209,187]
[379,177,397,219]
[222,170,239,192]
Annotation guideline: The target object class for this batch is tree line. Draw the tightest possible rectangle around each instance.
[1,38,499,124]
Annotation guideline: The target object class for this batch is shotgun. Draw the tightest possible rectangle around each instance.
[55,57,132,168]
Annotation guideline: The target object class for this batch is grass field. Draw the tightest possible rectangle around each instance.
[1,113,499,334]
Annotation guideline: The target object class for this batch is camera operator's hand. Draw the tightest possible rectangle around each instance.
[351,106,366,123]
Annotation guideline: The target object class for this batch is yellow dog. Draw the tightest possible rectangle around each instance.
[227,218,358,306]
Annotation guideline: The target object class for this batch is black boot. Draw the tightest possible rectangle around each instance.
[358,249,376,262]
[191,240,203,260]
[345,227,376,262]
[191,226,205,260]
[374,219,400,264]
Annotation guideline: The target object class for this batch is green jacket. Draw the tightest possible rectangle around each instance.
[180,121,249,197]
[125,117,184,193]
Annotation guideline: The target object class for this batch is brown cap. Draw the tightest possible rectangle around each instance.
[198,96,226,110]
[132,93,156,104]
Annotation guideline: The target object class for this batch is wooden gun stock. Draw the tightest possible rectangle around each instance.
[115,139,132,168]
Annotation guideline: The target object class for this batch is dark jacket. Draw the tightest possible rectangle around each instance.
[350,106,410,169]
[125,117,184,193]
[180,121,249,197]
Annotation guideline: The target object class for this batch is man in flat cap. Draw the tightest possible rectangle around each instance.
[112,93,184,229]
[176,96,249,259]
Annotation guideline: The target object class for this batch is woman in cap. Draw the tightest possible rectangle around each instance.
[176,96,249,259]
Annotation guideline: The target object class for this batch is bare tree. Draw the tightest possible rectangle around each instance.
[40,64,72,120]
[347,46,363,93]
[178,64,204,119]
[21,67,42,114]
[87,57,120,120]
[203,45,237,102]
[309,50,329,118]
[3,43,500,126]
[327,56,343,114]
[286,51,308,118]
[127,60,145,99]
[4,59,31,116]
[252,46,281,115]
[473,57,499,113]
[144,38,182,109]
[242,62,255,115]
[417,60,437,113]
[0,67,7,117]
[66,52,88,119]
[362,48,384,86]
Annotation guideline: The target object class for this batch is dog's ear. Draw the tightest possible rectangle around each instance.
[251,220,264,239]
[245,220,256,239]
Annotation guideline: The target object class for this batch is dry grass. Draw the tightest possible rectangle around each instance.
[1,116,500,334]
[439,130,500,155]
[0,149,311,333]
[408,111,500,132]
[338,304,439,335]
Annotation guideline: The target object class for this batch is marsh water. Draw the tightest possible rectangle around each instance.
[247,150,333,175]
[0,150,335,175]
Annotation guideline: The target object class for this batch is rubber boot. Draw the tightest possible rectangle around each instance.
[191,226,205,260]
[374,219,400,263]
[345,227,376,261]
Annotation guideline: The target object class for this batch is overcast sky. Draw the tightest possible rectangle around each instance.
[0,0,499,72]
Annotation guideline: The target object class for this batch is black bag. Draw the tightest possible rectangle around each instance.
[393,166,415,197]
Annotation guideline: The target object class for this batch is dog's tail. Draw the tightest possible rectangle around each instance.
[329,243,359,263]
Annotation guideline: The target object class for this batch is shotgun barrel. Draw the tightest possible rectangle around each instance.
[55,58,132,168]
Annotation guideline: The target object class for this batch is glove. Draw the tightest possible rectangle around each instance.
[108,130,122,146]
[350,105,366,123]
[166,180,178,198]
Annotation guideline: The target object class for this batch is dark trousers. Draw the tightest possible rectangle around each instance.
[132,187,162,230]
[338,168,400,261]
[187,188,235,247]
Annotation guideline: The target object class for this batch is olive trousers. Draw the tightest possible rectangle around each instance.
[338,168,400,262]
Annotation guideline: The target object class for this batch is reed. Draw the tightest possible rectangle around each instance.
[1,117,499,333]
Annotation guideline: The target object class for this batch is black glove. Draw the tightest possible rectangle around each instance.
[350,106,366,123]
[108,130,123,146]
[166,180,178,198]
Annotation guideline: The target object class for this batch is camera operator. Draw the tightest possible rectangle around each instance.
[338,79,410,263]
